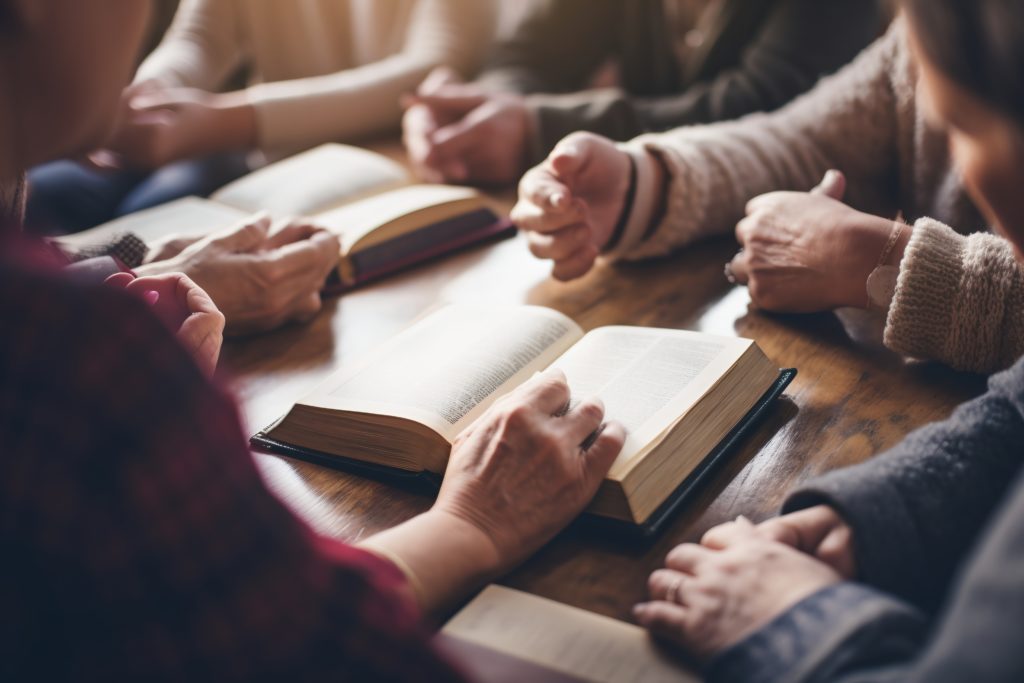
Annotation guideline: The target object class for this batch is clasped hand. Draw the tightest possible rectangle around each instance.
[636,506,855,662]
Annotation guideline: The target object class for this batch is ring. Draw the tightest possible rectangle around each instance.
[723,262,736,284]
[666,575,684,605]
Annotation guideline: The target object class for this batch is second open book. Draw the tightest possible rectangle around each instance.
[254,305,793,533]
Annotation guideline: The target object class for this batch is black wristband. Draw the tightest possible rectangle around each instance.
[602,153,638,253]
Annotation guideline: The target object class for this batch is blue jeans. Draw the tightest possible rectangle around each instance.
[25,152,251,235]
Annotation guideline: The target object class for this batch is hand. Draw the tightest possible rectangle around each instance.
[512,132,631,281]
[434,368,626,570]
[754,505,857,580]
[94,87,257,169]
[403,88,531,186]
[636,517,842,662]
[136,213,341,335]
[142,233,204,264]
[105,271,225,376]
[727,170,910,312]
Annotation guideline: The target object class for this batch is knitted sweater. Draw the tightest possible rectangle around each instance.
[618,19,1024,374]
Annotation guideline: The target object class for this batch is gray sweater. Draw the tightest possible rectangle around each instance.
[707,356,1024,682]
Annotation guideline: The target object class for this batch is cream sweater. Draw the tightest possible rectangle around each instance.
[619,19,1024,374]
[135,0,496,155]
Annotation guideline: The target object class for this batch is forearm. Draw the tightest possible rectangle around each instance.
[134,0,240,91]
[782,358,1024,609]
[885,217,1024,372]
[611,22,904,262]
[357,510,502,617]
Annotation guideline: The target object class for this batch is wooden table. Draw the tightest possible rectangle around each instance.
[222,141,985,623]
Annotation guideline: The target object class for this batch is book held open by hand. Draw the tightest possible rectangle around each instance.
[55,143,512,291]
[252,304,794,534]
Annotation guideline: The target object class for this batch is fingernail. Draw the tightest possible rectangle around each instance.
[144,290,160,306]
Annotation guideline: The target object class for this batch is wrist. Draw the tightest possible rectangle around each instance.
[210,92,258,151]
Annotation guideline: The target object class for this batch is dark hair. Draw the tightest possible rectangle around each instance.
[903,0,1024,125]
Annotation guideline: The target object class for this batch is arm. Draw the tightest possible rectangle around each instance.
[616,20,906,260]
[246,0,497,152]
[133,0,243,91]
[708,477,1024,683]
[12,286,464,680]
[885,217,1024,373]
[474,0,618,94]
[523,0,883,154]
[781,357,1024,612]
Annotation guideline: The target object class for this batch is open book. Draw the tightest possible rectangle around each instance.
[439,585,698,683]
[252,305,794,533]
[55,143,513,291]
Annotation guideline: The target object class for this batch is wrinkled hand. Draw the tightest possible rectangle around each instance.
[434,368,626,570]
[636,517,842,662]
[728,170,905,312]
[754,505,857,580]
[512,132,631,281]
[106,271,224,377]
[403,69,531,186]
[136,213,340,335]
[94,87,256,169]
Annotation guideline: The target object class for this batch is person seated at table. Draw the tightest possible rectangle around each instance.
[512,12,1024,375]
[402,0,883,186]
[0,2,625,680]
[25,0,496,235]
[631,2,1024,679]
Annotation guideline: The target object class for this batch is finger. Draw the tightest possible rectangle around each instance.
[425,119,481,177]
[633,602,690,644]
[734,215,757,246]
[727,250,749,286]
[756,517,802,547]
[289,291,324,324]
[665,543,713,573]
[581,421,625,484]
[417,66,465,96]
[700,516,759,549]
[265,219,326,249]
[104,272,135,289]
[561,396,606,444]
[527,223,592,261]
[647,569,690,603]
[211,212,272,252]
[810,169,846,200]
[548,138,590,183]
[266,229,341,281]
[511,186,583,236]
[551,244,599,281]
[410,91,487,114]
[514,367,572,416]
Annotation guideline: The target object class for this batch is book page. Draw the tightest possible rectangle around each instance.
[211,143,409,216]
[442,585,697,683]
[301,305,583,441]
[550,326,751,472]
[53,197,247,251]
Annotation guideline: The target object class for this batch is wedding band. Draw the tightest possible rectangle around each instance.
[723,262,737,284]
[667,575,684,605]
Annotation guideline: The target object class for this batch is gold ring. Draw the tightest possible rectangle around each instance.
[667,575,684,604]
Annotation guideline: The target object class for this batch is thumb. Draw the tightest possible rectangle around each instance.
[210,212,272,252]
[549,141,588,181]
[811,169,846,200]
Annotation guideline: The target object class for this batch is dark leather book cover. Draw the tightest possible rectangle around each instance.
[251,368,797,538]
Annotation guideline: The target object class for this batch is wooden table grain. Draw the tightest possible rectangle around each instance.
[222,140,985,623]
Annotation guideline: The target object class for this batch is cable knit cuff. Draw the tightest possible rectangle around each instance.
[885,217,1024,373]
[610,136,706,262]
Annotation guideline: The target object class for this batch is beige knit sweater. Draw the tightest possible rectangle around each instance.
[618,19,1024,374]
[135,0,496,155]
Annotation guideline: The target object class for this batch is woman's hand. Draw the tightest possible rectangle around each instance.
[106,271,225,377]
[727,170,910,312]
[435,368,627,569]
[512,132,631,281]
[636,517,842,662]
[358,369,625,614]
[136,214,341,336]
[754,505,857,580]
[95,87,257,169]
